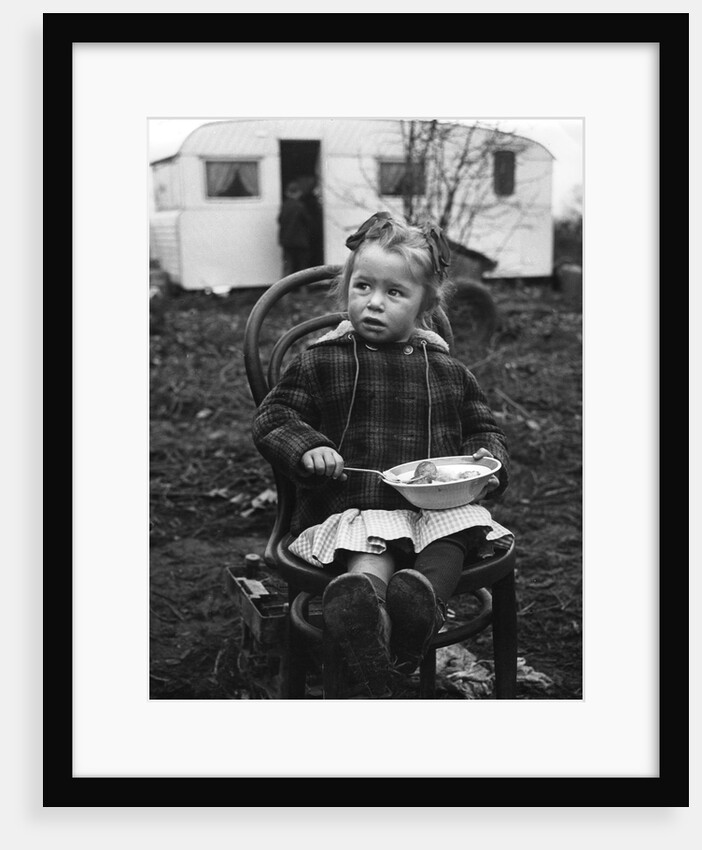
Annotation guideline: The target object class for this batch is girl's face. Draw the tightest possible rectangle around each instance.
[347,244,425,344]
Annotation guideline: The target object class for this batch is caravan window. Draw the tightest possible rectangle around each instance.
[378,160,426,197]
[493,150,516,197]
[205,160,260,198]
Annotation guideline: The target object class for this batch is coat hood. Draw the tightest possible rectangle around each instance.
[312,320,450,353]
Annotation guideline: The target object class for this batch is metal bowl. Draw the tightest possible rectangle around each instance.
[383,455,501,510]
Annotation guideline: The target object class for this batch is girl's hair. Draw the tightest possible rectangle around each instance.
[330,212,455,330]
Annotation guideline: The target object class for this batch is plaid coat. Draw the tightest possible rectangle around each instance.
[252,321,509,536]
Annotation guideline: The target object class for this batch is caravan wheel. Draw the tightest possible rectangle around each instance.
[454,280,499,347]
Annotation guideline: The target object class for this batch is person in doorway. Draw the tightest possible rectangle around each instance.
[277,180,313,276]
[297,174,324,266]
[253,211,512,697]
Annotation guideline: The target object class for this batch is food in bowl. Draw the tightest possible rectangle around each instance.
[404,461,486,485]
[382,455,502,509]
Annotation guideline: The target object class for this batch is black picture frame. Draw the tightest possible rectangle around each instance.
[59,12,688,806]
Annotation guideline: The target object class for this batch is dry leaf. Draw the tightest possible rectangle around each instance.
[205,488,229,499]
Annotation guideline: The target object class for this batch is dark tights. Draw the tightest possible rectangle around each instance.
[413,534,467,604]
[393,528,486,604]
[342,528,487,607]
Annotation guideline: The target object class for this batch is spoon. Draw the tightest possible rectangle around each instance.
[344,466,402,483]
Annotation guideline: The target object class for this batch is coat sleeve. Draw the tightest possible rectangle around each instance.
[251,354,336,483]
[459,368,510,499]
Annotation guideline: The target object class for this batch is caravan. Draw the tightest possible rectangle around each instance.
[149,118,554,291]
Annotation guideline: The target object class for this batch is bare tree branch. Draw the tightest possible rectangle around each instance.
[344,119,549,273]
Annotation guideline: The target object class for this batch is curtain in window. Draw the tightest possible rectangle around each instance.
[206,161,259,197]
[232,162,258,196]
[207,162,236,195]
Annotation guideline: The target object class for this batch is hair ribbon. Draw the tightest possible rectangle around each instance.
[422,223,451,279]
[344,211,394,251]
[345,211,451,278]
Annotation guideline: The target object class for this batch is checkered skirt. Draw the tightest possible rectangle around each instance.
[289,505,513,567]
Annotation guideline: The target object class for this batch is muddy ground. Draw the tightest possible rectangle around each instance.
[149,274,582,700]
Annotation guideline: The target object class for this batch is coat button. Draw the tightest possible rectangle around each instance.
[403,344,414,355]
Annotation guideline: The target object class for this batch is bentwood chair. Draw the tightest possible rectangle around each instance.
[243,265,518,699]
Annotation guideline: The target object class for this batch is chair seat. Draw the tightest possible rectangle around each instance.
[274,532,515,595]
[271,533,344,595]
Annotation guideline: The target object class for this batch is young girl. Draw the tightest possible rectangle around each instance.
[252,211,512,698]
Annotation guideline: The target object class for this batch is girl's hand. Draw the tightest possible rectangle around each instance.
[477,476,500,499]
[299,447,347,480]
[465,448,499,499]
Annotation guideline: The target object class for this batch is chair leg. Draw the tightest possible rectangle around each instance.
[491,570,518,699]
[419,649,437,698]
[283,588,309,699]
[322,635,343,699]
[282,623,309,699]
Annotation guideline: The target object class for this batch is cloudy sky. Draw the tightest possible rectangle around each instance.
[148,117,583,216]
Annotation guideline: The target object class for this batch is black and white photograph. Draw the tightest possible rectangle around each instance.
[148,116,584,703]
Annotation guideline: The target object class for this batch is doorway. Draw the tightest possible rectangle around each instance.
[279,139,324,266]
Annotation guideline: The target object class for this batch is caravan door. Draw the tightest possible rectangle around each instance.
[279,139,324,267]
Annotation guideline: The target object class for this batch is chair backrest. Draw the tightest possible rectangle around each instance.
[244,265,345,405]
[243,265,455,551]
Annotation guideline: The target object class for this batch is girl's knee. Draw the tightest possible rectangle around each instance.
[346,551,395,582]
